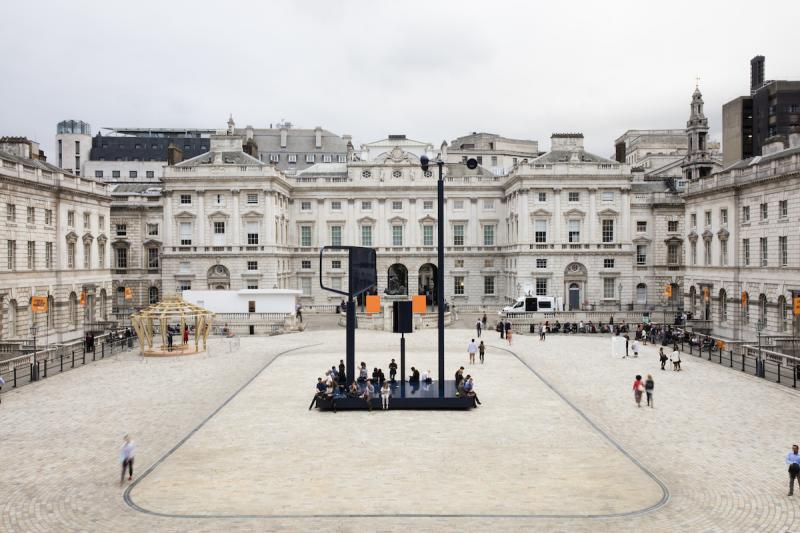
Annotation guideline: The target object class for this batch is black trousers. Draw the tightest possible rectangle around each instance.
[121,458,134,482]
[790,468,800,494]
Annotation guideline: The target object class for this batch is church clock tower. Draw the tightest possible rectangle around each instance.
[682,84,715,181]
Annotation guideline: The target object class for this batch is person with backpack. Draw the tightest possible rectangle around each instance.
[659,347,668,371]
[478,341,485,364]
[644,374,655,407]
[632,375,644,408]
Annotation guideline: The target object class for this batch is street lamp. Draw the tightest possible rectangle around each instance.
[30,324,38,356]
[420,153,477,398]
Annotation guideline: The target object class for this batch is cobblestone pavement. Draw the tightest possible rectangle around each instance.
[0,328,798,532]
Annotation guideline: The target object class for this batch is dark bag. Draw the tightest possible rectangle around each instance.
[789,463,800,475]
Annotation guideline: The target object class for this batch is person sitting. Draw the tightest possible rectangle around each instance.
[358,362,368,383]
[463,375,475,396]
[409,367,420,383]
[421,368,431,383]
[372,367,380,383]
[347,382,360,398]
[309,377,327,410]
[361,379,375,411]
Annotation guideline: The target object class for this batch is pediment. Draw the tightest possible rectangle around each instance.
[143,238,162,247]
[418,215,437,224]
[665,236,684,244]
[241,210,263,218]
[531,208,551,217]
[82,232,94,244]
[687,230,698,242]
[563,208,586,217]
[207,210,230,219]
[96,234,107,245]
[716,228,730,241]
[388,215,407,224]
[65,231,79,244]
[175,210,196,219]
[702,229,713,241]
[357,216,376,225]
[597,208,619,216]
[632,236,652,244]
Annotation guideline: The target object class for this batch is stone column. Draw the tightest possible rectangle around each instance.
[265,191,275,244]
[231,190,240,246]
[377,199,386,248]
[317,199,326,246]
[409,199,418,247]
[588,188,597,242]
[519,190,530,243]
[621,189,631,242]
[553,187,562,242]
[196,190,205,245]
[163,191,173,248]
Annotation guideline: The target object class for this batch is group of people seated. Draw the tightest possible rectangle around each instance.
[536,319,628,334]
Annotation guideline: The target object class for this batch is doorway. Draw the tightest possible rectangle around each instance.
[568,283,581,311]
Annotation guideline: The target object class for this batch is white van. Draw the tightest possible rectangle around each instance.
[501,295,563,315]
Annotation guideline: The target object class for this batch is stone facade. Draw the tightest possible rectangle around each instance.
[0,140,112,344]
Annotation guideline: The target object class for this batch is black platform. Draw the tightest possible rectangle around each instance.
[313,380,477,411]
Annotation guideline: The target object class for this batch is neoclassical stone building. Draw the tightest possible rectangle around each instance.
[0,138,112,344]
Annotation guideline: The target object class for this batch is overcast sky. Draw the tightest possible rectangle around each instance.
[1,0,797,159]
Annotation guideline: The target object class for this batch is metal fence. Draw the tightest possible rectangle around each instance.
[0,333,139,398]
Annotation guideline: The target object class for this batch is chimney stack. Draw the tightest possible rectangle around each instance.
[167,143,183,165]
[280,127,288,148]
[788,127,800,149]
[314,126,322,149]
[750,55,765,94]
[762,135,786,156]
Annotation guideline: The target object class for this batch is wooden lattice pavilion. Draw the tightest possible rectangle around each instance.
[130,295,214,356]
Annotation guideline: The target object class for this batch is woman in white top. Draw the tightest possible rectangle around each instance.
[380,381,391,410]
[671,347,682,371]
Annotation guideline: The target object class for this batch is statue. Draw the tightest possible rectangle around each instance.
[384,272,407,295]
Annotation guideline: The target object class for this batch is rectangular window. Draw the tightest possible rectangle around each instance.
[779,236,788,266]
[27,241,35,269]
[7,240,15,270]
[288,154,297,164]
[361,201,372,211]
[454,259,464,268]
[704,211,712,226]
[147,248,159,269]
[534,220,547,242]
[636,221,647,232]
[779,200,788,218]
[146,170,155,178]
[301,260,311,269]
[330,225,342,246]
[331,277,342,291]
[269,154,279,163]
[129,170,137,178]
[305,154,315,163]
[453,200,464,210]
[454,276,465,295]
[300,225,312,247]
[720,240,728,266]
[668,220,678,232]
[116,223,127,236]
[483,225,495,246]
[147,223,159,236]
[483,199,494,209]
[760,237,768,267]
[247,261,258,271]
[536,278,547,296]
[178,282,191,292]
[423,225,434,246]
[484,259,494,268]
[604,258,615,269]
[704,241,711,265]
[246,221,259,245]
[602,191,614,202]
[26,206,34,224]
[603,278,616,299]
[179,262,190,273]
[392,200,403,211]
[331,260,341,269]
[538,192,547,202]
[742,239,750,266]
[179,222,192,245]
[45,242,53,269]
[690,213,697,229]
[453,224,464,246]
[690,241,697,265]
[361,225,373,247]
[484,276,495,295]
[97,243,104,268]
[82,212,90,229]
[301,201,311,211]
[213,220,225,237]
[247,193,258,204]
[491,155,498,166]
[67,210,74,226]
[742,205,750,222]
[423,200,433,210]
[720,208,728,225]
[568,219,580,242]
[636,245,647,265]
[83,242,90,269]
[331,200,342,211]
[95,170,104,178]
[98,215,104,230]
[115,247,127,269]
[335,155,344,163]
[568,191,580,202]
[760,203,768,221]
[45,209,52,225]
[663,244,677,265]
[301,277,312,295]
[112,170,120,178]
[247,282,258,290]
[602,219,614,242]
[180,194,192,205]
[392,225,403,246]
[248,301,256,313]
[536,258,547,269]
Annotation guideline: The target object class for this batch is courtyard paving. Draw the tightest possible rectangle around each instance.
[0,326,798,532]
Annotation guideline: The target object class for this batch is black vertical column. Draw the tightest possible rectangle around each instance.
[346,297,355,386]
[437,160,445,398]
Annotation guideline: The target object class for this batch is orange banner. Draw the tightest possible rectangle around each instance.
[741,291,748,306]
[80,291,86,305]
[365,294,381,313]
[124,287,133,300]
[31,296,48,313]
[794,296,800,317]
[412,294,427,313]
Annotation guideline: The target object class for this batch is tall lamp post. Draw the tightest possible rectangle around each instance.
[30,325,38,356]
[420,153,478,398]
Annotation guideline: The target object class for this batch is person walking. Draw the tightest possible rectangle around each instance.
[120,435,136,484]
[167,330,173,352]
[475,319,482,338]
[787,444,800,496]
[478,341,485,364]
[624,334,630,358]
[182,325,189,345]
[644,374,655,407]
[467,339,478,364]
[632,375,644,408]
[482,313,487,330]
[632,339,640,358]
[539,323,546,341]
[659,347,668,371]
[499,320,505,340]
[671,345,682,371]
[506,324,513,345]
[339,359,346,383]
[380,381,391,410]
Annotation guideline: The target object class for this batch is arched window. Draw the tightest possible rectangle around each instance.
[777,296,788,332]
[636,283,647,305]
[718,289,727,322]
[116,287,126,307]
[689,286,697,315]
[68,292,78,327]
[149,286,159,305]
[758,294,768,329]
